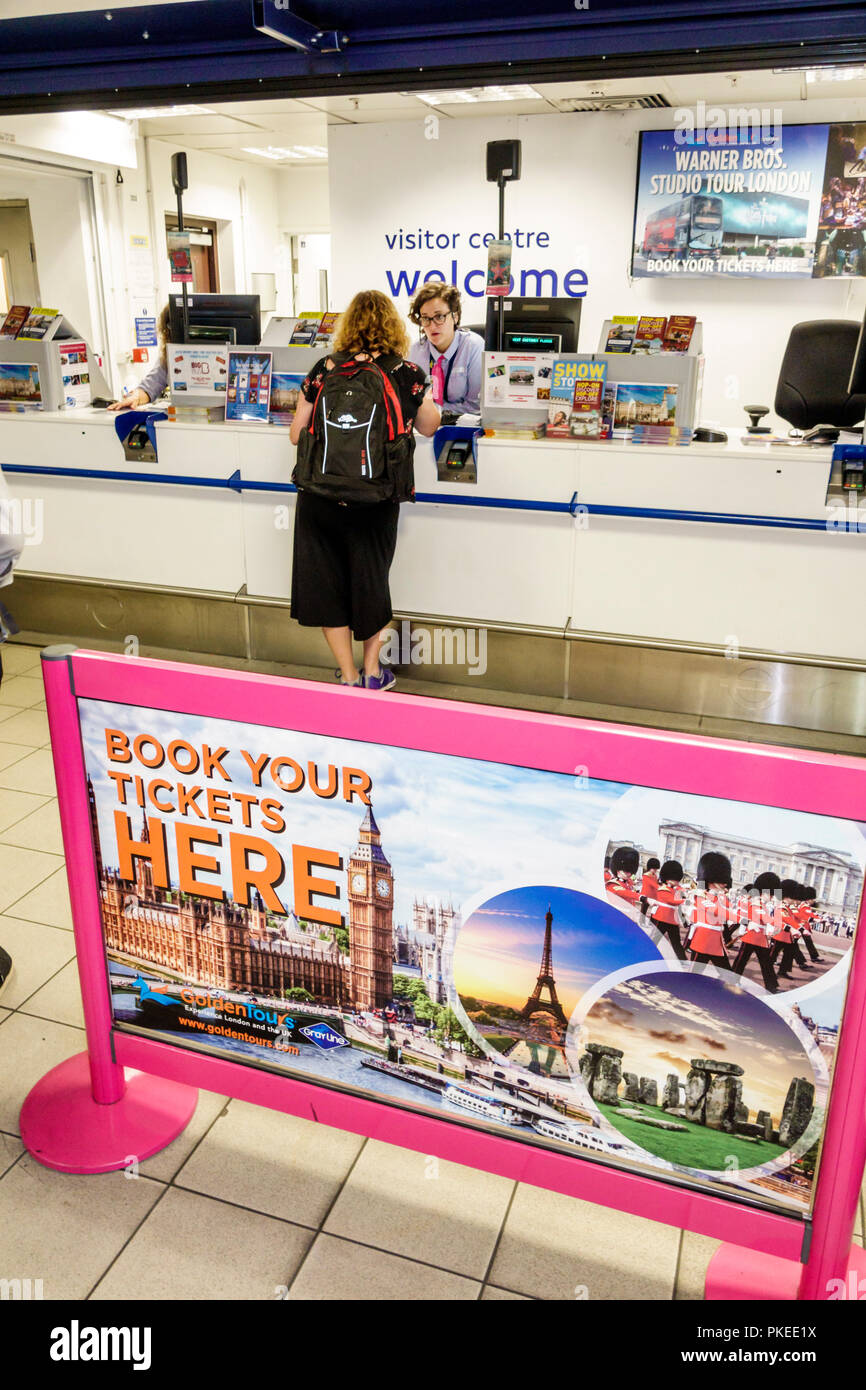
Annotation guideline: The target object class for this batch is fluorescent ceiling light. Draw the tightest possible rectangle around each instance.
[107,104,213,119]
[242,145,328,160]
[773,65,866,83]
[408,85,541,106]
[805,66,866,83]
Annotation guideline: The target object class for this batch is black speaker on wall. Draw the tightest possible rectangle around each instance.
[486,139,522,183]
[171,151,189,194]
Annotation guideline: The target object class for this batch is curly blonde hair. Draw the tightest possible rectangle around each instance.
[332,290,409,359]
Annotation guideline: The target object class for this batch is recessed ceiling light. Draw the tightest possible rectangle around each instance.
[407,85,541,106]
[242,145,328,160]
[107,104,214,119]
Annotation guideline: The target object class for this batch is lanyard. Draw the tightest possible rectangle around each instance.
[430,335,461,402]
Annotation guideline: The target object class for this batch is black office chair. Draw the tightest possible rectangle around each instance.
[774,320,866,433]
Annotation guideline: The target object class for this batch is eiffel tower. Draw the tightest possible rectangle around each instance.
[519,905,568,1028]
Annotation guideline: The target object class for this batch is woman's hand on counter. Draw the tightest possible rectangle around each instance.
[108,389,150,411]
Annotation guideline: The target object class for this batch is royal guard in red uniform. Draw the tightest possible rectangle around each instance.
[687,851,734,967]
[731,871,780,992]
[639,856,660,919]
[769,879,809,978]
[605,846,642,907]
[646,859,687,960]
[795,883,824,963]
[603,855,613,886]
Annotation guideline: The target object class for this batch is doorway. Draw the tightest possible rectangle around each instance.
[164,214,219,293]
[0,200,40,310]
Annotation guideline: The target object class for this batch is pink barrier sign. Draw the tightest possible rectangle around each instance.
[20,647,866,1300]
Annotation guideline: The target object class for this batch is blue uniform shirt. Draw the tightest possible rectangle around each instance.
[407,327,483,415]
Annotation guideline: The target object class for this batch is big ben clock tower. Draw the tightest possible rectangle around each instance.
[347,804,394,1010]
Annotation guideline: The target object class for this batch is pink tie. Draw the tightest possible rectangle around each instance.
[431,356,445,406]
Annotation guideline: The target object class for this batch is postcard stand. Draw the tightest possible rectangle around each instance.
[20,645,866,1301]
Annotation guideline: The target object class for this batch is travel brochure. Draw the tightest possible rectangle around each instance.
[269,371,306,425]
[0,360,42,410]
[58,340,90,409]
[613,382,678,433]
[16,307,61,341]
[604,314,696,355]
[79,696,865,1220]
[289,312,322,346]
[545,356,608,439]
[0,304,31,339]
[226,349,273,423]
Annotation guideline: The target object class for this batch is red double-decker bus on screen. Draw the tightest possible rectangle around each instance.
[642,193,723,259]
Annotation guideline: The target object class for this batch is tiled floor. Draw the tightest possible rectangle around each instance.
[0,639,863,1301]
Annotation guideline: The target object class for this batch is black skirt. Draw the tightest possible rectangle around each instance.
[291,490,400,642]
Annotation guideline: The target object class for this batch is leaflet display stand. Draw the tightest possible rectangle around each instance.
[19,646,866,1301]
[596,320,704,434]
[0,316,111,410]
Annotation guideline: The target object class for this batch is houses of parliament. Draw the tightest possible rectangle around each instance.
[90,779,394,1011]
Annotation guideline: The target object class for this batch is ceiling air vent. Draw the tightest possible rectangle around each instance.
[557,93,671,112]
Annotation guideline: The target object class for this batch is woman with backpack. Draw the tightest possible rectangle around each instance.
[289,290,440,689]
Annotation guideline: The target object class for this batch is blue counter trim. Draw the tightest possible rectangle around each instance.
[2,462,860,532]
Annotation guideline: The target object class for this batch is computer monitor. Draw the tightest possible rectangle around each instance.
[169,293,261,346]
[484,296,581,353]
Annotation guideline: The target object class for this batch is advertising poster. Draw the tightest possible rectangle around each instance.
[226,350,273,422]
[58,340,90,408]
[269,371,305,425]
[632,123,831,278]
[483,352,554,406]
[813,122,866,279]
[79,700,865,1219]
[167,230,193,284]
[169,346,228,396]
[486,239,512,296]
[0,361,42,409]
[613,382,678,432]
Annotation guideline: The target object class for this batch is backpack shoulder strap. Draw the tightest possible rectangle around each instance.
[371,356,407,438]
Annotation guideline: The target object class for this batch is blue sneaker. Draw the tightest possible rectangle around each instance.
[364,666,396,692]
[335,669,363,687]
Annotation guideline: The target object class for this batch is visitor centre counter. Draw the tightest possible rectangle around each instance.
[0,408,864,733]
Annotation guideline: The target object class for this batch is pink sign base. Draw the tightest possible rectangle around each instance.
[19,1052,198,1174]
[706,1239,866,1301]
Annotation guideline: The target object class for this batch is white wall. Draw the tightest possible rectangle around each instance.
[329,99,866,430]
[276,165,330,233]
[145,137,286,312]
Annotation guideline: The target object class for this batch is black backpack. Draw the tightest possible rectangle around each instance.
[293,352,416,504]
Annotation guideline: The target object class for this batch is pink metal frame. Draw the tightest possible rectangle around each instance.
[25,647,866,1298]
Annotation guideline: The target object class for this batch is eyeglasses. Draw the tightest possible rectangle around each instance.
[419,311,452,327]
